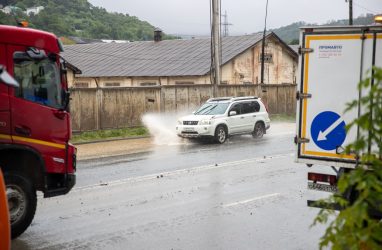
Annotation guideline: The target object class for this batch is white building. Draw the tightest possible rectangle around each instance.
[1,6,13,14]
[25,6,44,16]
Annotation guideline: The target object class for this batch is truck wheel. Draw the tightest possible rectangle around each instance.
[215,126,227,144]
[4,173,37,239]
[252,122,265,139]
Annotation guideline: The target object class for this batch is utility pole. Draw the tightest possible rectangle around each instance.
[211,0,221,97]
[346,0,353,25]
[260,0,269,85]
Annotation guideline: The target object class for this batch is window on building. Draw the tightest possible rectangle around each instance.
[140,82,157,86]
[74,82,89,88]
[104,82,120,87]
[259,53,273,63]
[175,81,194,85]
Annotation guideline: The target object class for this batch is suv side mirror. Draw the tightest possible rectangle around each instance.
[0,65,19,87]
[229,110,237,116]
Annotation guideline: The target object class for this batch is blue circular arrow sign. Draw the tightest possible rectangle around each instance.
[311,111,347,151]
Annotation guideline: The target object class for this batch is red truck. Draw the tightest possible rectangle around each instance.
[0,24,77,238]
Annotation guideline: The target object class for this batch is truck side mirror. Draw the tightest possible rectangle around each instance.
[61,89,71,111]
[0,65,19,87]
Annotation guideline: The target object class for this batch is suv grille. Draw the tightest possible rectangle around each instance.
[183,121,198,125]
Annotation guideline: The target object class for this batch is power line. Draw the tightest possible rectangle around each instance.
[353,2,378,14]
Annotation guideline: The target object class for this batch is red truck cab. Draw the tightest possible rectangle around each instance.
[0,25,77,238]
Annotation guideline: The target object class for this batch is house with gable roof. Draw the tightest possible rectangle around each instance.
[62,31,298,89]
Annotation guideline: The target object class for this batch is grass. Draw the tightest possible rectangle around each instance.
[269,114,296,122]
[71,126,149,144]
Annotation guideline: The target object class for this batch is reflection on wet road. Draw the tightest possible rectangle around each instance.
[77,124,295,188]
[12,123,329,249]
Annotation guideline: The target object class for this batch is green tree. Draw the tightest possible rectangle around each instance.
[289,39,299,45]
[0,0,171,41]
[313,67,382,249]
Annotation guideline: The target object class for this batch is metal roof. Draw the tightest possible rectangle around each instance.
[289,44,299,54]
[62,32,296,78]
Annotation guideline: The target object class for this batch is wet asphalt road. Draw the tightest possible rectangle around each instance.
[11,125,331,250]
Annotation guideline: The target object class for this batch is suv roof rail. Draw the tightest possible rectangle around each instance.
[231,96,259,101]
[207,97,233,102]
[207,96,259,102]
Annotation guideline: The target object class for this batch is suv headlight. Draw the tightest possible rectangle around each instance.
[199,119,212,125]
[177,120,182,125]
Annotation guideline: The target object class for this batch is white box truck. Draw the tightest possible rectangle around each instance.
[295,25,382,210]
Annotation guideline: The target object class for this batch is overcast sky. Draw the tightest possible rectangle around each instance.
[88,0,382,36]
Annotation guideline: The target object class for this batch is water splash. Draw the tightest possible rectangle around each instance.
[142,113,184,145]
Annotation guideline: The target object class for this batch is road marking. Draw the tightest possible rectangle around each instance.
[73,153,294,192]
[223,193,281,208]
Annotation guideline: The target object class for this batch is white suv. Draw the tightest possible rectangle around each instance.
[176,96,270,143]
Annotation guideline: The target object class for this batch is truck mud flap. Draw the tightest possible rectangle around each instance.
[307,200,343,211]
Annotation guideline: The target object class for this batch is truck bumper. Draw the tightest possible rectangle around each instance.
[44,173,76,198]
[176,124,215,138]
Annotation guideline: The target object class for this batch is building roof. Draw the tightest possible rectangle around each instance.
[62,32,297,78]
[289,44,299,54]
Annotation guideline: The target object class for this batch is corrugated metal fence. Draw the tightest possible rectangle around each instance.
[70,84,296,132]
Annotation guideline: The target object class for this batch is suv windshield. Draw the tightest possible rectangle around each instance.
[14,52,63,109]
[194,102,229,115]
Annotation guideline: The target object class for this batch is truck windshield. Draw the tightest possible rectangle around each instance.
[194,102,229,115]
[13,52,63,109]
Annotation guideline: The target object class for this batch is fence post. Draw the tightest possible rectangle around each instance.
[96,88,103,130]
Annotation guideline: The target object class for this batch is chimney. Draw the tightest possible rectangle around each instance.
[154,28,162,42]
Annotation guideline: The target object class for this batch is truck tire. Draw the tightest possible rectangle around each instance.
[252,122,265,139]
[4,173,37,239]
[215,125,227,144]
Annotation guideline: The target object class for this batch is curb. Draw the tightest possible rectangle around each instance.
[77,150,154,162]
[72,135,151,145]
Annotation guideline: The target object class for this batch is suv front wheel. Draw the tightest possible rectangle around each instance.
[252,122,265,139]
[215,125,227,144]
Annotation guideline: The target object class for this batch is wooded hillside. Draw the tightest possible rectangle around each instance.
[0,0,376,43]
[0,0,173,41]
[272,14,375,44]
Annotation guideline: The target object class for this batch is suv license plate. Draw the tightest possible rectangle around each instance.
[183,128,194,132]
[308,182,338,193]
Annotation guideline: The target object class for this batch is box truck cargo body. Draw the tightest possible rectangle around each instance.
[295,25,382,209]
[296,25,382,168]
